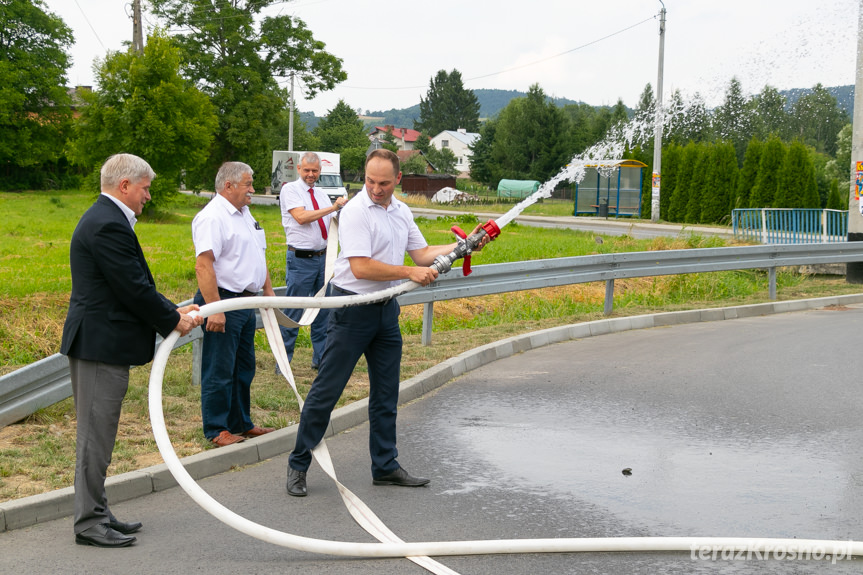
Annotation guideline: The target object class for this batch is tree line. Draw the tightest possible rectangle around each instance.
[1,0,346,205]
[469,78,851,223]
[2,0,854,224]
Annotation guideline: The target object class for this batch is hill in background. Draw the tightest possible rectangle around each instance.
[299,85,855,133]
[781,85,853,116]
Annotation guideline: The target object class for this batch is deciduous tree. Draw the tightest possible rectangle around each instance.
[750,85,787,140]
[0,0,73,184]
[490,84,570,182]
[789,83,847,156]
[401,153,429,175]
[68,31,217,205]
[148,0,346,183]
[426,146,458,174]
[314,100,369,175]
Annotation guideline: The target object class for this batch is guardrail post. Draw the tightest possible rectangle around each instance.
[604,279,615,315]
[192,337,202,386]
[422,302,434,346]
[768,267,777,300]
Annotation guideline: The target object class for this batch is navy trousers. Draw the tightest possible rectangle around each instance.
[194,290,256,440]
[279,250,330,367]
[289,290,402,477]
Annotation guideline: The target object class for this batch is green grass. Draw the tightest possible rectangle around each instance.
[0,188,849,368]
[3,187,863,502]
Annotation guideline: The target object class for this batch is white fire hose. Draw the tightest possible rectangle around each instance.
[147,216,862,569]
[148,293,863,565]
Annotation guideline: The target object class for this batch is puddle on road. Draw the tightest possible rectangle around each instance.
[424,386,862,538]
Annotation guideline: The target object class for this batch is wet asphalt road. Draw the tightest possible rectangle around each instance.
[2,305,863,573]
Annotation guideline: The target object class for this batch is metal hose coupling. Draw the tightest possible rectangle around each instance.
[431,219,501,276]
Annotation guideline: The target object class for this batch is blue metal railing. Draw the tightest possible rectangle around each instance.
[733,209,848,244]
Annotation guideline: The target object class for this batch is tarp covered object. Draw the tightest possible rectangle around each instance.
[497,179,540,198]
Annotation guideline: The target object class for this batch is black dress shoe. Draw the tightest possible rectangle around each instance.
[75,523,136,548]
[107,518,143,534]
[373,466,430,487]
[287,467,307,497]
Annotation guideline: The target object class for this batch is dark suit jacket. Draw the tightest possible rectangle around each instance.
[61,195,181,366]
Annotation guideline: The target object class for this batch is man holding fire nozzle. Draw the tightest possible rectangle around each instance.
[286,148,490,496]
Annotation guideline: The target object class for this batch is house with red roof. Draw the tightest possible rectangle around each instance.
[368,125,421,151]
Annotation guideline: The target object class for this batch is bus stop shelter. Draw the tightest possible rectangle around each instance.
[574,160,646,218]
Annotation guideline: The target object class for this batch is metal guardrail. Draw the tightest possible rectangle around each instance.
[4,241,863,428]
[732,208,849,244]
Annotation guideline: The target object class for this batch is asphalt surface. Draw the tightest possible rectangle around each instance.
[2,304,862,573]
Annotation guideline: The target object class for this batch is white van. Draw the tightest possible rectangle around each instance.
[271,151,347,203]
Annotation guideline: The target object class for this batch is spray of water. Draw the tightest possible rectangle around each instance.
[494,105,670,228]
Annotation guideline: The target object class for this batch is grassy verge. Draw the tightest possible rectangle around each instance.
[0,189,859,502]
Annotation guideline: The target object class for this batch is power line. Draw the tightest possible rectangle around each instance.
[72,0,107,51]
[465,15,657,83]
[341,14,658,91]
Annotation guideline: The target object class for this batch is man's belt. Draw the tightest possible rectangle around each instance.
[288,246,327,258]
[331,284,391,305]
[217,287,257,298]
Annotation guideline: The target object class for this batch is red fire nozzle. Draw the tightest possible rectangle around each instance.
[480,219,501,240]
[448,219,501,276]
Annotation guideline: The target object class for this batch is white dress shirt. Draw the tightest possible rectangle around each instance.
[331,187,427,294]
[280,178,334,251]
[101,192,137,229]
[192,193,268,293]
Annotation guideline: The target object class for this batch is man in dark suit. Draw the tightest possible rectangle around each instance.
[61,153,202,548]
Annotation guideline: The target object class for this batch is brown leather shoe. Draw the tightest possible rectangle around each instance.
[211,430,245,447]
[242,426,275,437]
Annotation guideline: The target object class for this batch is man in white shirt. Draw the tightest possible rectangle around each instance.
[286,149,487,496]
[192,162,276,447]
[278,152,347,369]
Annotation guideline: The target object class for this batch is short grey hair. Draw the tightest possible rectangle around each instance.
[300,152,321,167]
[101,153,156,190]
[215,162,253,192]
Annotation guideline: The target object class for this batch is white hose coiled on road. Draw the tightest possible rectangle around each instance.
[148,292,863,563]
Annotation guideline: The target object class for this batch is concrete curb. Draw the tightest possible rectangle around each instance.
[3,292,862,533]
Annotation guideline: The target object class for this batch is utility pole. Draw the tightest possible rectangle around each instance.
[847,0,863,283]
[132,0,144,55]
[650,1,666,223]
[288,72,295,151]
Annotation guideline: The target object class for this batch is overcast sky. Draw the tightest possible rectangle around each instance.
[46,0,858,117]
